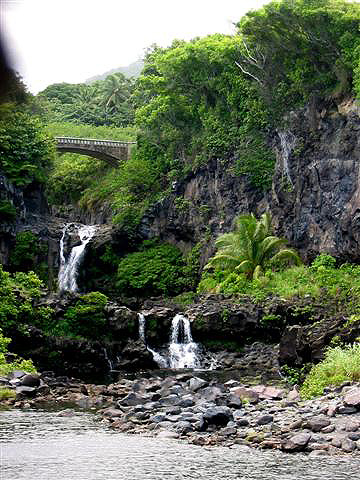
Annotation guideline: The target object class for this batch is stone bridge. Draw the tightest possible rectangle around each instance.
[55,137,136,167]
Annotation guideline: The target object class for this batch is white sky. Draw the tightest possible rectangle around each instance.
[1,0,269,93]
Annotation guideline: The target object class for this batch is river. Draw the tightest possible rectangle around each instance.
[1,409,360,479]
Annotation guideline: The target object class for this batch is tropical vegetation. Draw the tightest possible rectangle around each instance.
[204,212,301,280]
[301,343,360,399]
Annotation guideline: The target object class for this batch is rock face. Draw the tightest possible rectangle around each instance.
[0,174,62,284]
[141,98,360,263]
[270,98,360,263]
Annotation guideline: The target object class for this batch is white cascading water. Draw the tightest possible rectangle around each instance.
[58,223,97,292]
[138,313,168,368]
[168,314,200,369]
[278,130,296,187]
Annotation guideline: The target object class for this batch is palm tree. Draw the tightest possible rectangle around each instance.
[205,212,301,279]
[102,73,130,112]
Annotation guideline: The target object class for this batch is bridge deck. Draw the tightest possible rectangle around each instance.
[55,136,136,148]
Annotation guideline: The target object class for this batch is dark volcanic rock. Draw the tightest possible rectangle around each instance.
[203,406,233,426]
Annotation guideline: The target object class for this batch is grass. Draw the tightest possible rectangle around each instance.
[0,388,16,401]
[300,343,360,399]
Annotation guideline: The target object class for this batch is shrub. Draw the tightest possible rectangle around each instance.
[52,292,108,340]
[311,253,336,270]
[0,265,50,330]
[0,328,36,376]
[0,200,16,222]
[300,344,360,399]
[9,232,45,272]
[116,240,186,296]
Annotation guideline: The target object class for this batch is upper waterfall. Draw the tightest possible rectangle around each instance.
[58,223,97,292]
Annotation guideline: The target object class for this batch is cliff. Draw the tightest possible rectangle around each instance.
[141,98,360,263]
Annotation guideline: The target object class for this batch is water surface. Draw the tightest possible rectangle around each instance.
[1,409,359,479]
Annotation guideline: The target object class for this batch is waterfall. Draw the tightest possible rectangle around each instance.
[58,223,97,292]
[278,130,296,187]
[138,313,168,368]
[169,314,200,369]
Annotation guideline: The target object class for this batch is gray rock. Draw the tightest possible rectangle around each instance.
[15,385,36,396]
[343,388,360,409]
[20,374,40,387]
[174,421,193,434]
[227,394,242,409]
[159,394,181,406]
[256,415,274,426]
[199,386,224,402]
[337,406,358,414]
[341,438,356,452]
[119,393,147,407]
[189,377,208,392]
[282,433,311,452]
[203,406,233,426]
[103,408,123,418]
[304,416,331,432]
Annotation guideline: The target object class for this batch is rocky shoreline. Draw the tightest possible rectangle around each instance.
[2,370,360,457]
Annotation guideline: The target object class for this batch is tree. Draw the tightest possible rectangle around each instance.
[205,212,301,279]
[0,104,55,186]
[236,0,360,108]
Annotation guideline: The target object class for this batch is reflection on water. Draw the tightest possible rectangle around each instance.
[1,409,360,479]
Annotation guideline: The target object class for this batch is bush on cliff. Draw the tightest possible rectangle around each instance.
[0,328,36,375]
[51,292,108,340]
[0,264,52,331]
[116,240,191,297]
[300,343,360,399]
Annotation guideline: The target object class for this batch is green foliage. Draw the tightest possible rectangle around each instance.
[171,291,197,307]
[0,200,16,222]
[281,364,310,386]
[116,240,188,297]
[260,313,284,329]
[135,35,273,190]
[0,104,55,186]
[236,0,360,112]
[205,212,301,280]
[311,253,336,270]
[0,264,50,330]
[301,343,360,398]
[0,327,36,377]
[0,388,16,400]
[9,232,46,273]
[37,73,135,127]
[51,292,108,340]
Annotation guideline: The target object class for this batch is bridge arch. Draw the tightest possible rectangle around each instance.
[55,137,136,167]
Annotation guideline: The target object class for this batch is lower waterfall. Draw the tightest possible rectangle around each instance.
[138,313,201,369]
[58,223,97,292]
[168,314,200,369]
[138,313,168,368]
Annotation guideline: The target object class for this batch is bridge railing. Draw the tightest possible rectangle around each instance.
[55,137,136,148]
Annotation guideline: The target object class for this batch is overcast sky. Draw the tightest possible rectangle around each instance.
[1,0,269,93]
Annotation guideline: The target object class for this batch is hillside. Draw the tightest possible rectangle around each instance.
[85,59,144,83]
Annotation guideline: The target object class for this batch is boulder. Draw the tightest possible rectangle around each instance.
[203,406,233,426]
[282,433,311,452]
[343,388,360,409]
[20,374,40,388]
[304,416,331,433]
